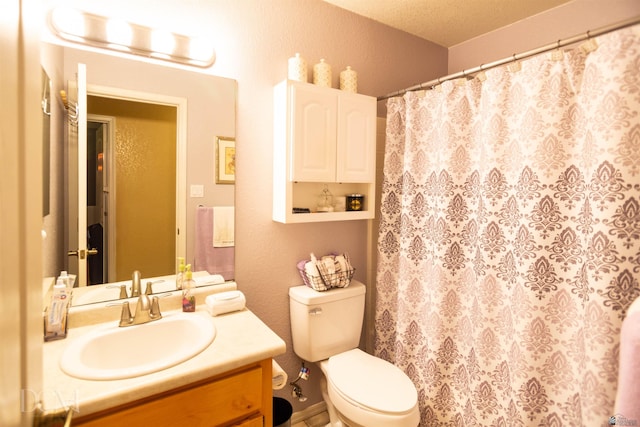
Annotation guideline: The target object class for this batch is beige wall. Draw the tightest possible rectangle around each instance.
[196,0,447,411]
[3,0,44,425]
[448,0,640,74]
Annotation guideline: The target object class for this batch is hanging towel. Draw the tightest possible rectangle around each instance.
[213,206,235,247]
[194,206,235,280]
[614,303,640,421]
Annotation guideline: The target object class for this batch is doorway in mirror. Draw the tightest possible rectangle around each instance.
[85,99,177,284]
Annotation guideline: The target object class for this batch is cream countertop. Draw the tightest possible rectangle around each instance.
[40,287,286,416]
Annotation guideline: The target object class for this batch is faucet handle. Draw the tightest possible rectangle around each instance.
[107,284,129,299]
[118,302,132,326]
[145,279,165,295]
[150,296,163,320]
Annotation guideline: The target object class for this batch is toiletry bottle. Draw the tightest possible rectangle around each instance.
[182,264,196,312]
[44,277,71,341]
[176,257,185,290]
[59,270,70,288]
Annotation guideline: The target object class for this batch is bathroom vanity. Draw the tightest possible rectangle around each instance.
[41,284,286,426]
[73,359,270,426]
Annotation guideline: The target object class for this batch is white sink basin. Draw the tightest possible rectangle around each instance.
[60,313,216,380]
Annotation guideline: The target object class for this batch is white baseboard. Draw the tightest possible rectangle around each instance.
[290,401,327,424]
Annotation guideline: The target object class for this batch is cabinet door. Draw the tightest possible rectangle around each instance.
[232,414,263,426]
[75,367,263,427]
[290,84,337,182]
[336,94,376,183]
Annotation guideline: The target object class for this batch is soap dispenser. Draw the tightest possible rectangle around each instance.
[182,264,196,312]
[175,257,185,290]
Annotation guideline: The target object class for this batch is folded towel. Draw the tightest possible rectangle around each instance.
[213,206,234,247]
[205,290,246,316]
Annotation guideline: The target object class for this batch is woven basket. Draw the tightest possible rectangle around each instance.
[297,259,354,292]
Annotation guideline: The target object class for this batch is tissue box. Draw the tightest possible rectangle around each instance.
[205,290,246,316]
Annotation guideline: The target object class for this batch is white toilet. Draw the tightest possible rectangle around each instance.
[289,280,420,427]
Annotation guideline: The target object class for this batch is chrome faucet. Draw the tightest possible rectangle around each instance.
[131,270,142,297]
[109,273,162,299]
[116,271,163,327]
[117,293,163,327]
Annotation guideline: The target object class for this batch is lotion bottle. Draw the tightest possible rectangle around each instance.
[182,264,196,312]
[59,270,70,287]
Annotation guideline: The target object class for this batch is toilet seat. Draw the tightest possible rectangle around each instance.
[326,348,418,415]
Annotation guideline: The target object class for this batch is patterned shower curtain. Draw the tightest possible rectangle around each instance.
[376,25,640,425]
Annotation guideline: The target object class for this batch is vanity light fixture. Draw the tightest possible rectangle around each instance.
[48,7,216,68]
[106,18,133,49]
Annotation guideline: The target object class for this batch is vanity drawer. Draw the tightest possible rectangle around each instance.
[76,365,264,427]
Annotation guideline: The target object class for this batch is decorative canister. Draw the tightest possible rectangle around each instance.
[288,53,307,82]
[317,185,334,213]
[313,59,332,87]
[346,194,364,211]
[339,66,357,93]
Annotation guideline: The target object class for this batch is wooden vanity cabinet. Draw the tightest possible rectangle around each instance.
[74,359,273,427]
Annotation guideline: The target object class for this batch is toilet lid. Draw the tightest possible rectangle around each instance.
[327,349,417,414]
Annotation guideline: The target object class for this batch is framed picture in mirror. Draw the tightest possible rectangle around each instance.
[216,136,235,184]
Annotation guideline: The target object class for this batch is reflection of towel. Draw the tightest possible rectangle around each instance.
[194,206,234,280]
[614,309,640,421]
[194,274,225,286]
[213,206,234,247]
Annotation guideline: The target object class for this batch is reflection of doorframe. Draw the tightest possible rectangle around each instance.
[86,84,187,270]
[88,114,116,283]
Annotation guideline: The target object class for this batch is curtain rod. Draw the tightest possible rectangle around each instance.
[378,16,640,101]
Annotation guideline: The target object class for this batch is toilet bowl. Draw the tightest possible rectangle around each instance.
[319,349,419,427]
[289,281,420,427]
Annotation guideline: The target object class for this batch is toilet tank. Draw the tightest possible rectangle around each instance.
[289,280,366,362]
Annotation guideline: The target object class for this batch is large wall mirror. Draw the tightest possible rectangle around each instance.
[41,42,236,307]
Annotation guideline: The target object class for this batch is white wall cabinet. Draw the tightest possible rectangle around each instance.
[273,79,376,223]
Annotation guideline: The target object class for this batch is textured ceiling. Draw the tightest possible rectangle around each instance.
[321,0,573,47]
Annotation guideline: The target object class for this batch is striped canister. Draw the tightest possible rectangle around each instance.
[288,53,307,82]
[313,59,332,87]
[340,66,357,93]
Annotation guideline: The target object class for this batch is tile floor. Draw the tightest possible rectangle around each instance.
[292,410,329,427]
